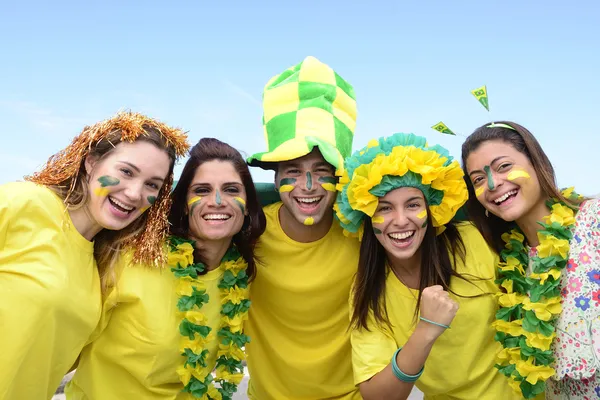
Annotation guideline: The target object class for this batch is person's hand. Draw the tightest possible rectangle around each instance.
[418,285,459,339]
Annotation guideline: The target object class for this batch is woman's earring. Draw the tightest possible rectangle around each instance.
[485,209,489,217]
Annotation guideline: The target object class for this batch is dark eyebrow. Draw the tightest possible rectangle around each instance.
[468,156,508,177]
[119,161,165,183]
[190,181,243,189]
[405,196,423,203]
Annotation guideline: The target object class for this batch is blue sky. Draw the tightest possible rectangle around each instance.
[1,1,598,195]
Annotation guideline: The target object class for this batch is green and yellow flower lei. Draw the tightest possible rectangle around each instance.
[492,188,582,399]
[168,236,251,400]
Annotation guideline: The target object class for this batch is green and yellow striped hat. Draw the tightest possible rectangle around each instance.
[247,56,357,176]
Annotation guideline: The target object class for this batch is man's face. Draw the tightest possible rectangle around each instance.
[275,149,338,227]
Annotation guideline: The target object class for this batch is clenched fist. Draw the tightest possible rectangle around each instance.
[419,285,459,339]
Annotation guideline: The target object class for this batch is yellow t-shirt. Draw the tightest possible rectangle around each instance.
[245,202,362,400]
[351,223,521,400]
[0,181,101,400]
[65,252,225,399]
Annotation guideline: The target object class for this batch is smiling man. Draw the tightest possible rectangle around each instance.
[245,56,362,400]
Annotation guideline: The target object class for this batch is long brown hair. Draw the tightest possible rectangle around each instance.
[47,127,178,292]
[169,138,266,280]
[461,121,582,253]
[351,211,471,332]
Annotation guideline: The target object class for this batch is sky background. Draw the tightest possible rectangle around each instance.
[1,1,598,195]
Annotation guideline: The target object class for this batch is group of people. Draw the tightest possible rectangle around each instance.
[0,56,598,400]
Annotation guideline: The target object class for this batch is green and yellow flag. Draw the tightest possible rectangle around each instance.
[431,121,455,135]
[471,85,489,111]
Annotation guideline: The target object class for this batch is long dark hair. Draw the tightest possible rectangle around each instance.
[351,211,472,332]
[461,121,582,253]
[168,138,266,280]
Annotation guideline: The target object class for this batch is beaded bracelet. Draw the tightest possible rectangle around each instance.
[419,316,450,329]
[391,348,424,382]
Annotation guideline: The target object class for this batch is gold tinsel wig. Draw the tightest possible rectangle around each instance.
[26,110,190,267]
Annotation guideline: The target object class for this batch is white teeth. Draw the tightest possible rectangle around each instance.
[297,197,321,203]
[109,197,134,211]
[494,190,518,204]
[389,231,415,240]
[203,214,231,220]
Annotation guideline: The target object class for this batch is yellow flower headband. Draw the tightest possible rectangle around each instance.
[334,133,468,239]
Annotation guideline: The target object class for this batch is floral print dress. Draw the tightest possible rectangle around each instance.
[530,199,600,399]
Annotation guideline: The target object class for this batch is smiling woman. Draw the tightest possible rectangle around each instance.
[335,132,522,400]
[65,138,266,400]
[462,121,600,399]
[0,111,189,400]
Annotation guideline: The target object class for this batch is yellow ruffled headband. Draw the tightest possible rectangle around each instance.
[334,133,468,239]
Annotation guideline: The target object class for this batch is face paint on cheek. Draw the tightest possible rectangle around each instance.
[417,210,428,228]
[475,186,485,197]
[187,196,202,215]
[305,172,313,190]
[318,176,337,192]
[371,216,384,234]
[507,169,531,181]
[303,217,314,226]
[94,175,120,197]
[140,195,157,214]
[233,197,246,214]
[372,216,384,224]
[278,178,296,193]
[483,166,495,190]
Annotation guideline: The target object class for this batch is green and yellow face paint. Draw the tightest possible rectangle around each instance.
[318,176,337,192]
[215,190,222,205]
[278,178,296,193]
[140,196,157,213]
[233,197,246,214]
[483,166,495,191]
[305,172,313,190]
[303,217,314,226]
[94,175,119,197]
[187,196,202,215]
[371,215,384,234]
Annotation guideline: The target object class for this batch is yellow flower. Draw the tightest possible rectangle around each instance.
[222,286,249,305]
[543,204,576,227]
[218,342,246,361]
[497,347,521,364]
[205,385,222,400]
[523,330,556,351]
[500,279,514,294]
[177,365,191,386]
[168,242,194,268]
[499,256,526,276]
[497,292,526,308]
[561,187,574,199]
[515,357,555,385]
[222,258,247,275]
[179,334,213,354]
[215,366,244,385]
[529,268,561,285]
[176,278,205,297]
[185,310,208,325]
[501,229,524,248]
[536,234,570,259]
[492,319,525,337]
[222,312,248,333]
[522,297,562,322]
